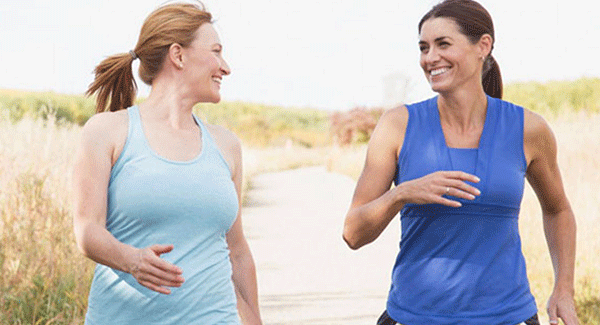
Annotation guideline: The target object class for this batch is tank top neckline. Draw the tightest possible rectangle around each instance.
[429,95,496,196]
[132,105,207,165]
[432,95,492,150]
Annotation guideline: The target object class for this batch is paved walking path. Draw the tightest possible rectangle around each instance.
[242,166,401,325]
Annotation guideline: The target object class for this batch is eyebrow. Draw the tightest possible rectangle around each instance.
[419,36,451,45]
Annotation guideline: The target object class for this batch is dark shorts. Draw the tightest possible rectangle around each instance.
[376,310,540,325]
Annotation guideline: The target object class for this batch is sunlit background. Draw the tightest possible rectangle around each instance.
[1,0,598,110]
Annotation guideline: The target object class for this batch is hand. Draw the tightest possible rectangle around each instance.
[399,171,481,207]
[128,244,185,294]
[547,290,579,325]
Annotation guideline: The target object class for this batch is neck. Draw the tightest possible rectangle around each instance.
[437,85,488,132]
[138,78,198,129]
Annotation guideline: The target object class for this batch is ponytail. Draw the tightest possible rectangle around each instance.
[86,53,137,113]
[482,55,502,99]
[85,2,212,113]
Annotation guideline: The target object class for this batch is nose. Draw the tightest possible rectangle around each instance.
[425,47,440,65]
[220,57,231,76]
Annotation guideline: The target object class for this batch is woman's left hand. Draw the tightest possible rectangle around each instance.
[547,290,579,325]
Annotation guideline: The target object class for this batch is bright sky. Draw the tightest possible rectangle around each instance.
[1,0,598,111]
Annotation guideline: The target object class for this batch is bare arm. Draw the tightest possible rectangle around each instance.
[210,125,262,324]
[524,110,579,325]
[342,107,481,249]
[72,112,184,294]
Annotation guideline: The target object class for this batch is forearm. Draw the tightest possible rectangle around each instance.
[343,185,405,249]
[74,221,137,273]
[231,246,262,324]
[543,208,577,293]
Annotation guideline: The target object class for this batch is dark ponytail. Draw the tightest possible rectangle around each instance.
[86,2,213,113]
[419,0,503,98]
[482,55,502,99]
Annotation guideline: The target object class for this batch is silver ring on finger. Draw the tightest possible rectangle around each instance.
[445,187,450,195]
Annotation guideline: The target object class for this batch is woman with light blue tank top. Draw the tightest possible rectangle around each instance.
[73,3,262,324]
[343,1,578,324]
[85,107,240,323]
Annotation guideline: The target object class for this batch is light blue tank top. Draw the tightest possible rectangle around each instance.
[85,106,240,324]
[387,96,537,324]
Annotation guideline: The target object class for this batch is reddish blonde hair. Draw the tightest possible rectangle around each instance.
[86,2,213,112]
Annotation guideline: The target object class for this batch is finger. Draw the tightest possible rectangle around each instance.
[138,269,184,288]
[547,302,559,325]
[148,255,184,275]
[149,244,174,255]
[559,310,579,325]
[144,262,185,284]
[431,195,462,208]
[443,171,480,183]
[445,179,481,197]
[138,278,172,295]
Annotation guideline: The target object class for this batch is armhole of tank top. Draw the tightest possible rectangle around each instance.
[517,105,528,173]
[193,114,234,178]
[397,104,412,166]
[110,107,134,176]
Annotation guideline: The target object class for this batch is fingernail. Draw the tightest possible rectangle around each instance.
[474,177,480,182]
[475,189,481,195]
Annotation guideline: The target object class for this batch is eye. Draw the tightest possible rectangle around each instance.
[419,45,428,53]
[438,41,450,48]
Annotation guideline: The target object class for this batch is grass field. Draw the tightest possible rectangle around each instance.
[1,80,599,323]
[327,111,600,324]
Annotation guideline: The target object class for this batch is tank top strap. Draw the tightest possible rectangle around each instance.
[124,106,151,154]
[192,114,234,176]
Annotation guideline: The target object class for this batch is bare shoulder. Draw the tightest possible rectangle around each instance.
[205,123,241,152]
[204,123,241,174]
[378,105,408,130]
[523,108,557,165]
[523,109,555,145]
[369,105,408,157]
[80,110,128,162]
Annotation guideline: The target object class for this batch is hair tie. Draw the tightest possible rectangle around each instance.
[129,50,138,60]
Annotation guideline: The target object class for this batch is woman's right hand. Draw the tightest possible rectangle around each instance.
[397,171,481,207]
[128,244,185,295]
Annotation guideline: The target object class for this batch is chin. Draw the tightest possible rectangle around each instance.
[429,81,453,94]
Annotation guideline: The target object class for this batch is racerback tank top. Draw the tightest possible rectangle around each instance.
[85,106,240,324]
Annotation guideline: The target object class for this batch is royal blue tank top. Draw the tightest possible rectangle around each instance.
[387,96,537,324]
[85,106,240,324]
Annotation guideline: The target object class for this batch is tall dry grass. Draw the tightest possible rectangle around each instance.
[326,112,600,324]
[1,110,598,323]
[0,117,92,324]
[0,115,331,324]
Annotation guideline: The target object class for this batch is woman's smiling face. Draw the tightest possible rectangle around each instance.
[182,23,231,103]
[418,17,486,94]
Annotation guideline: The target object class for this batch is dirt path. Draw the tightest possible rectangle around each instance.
[242,166,401,325]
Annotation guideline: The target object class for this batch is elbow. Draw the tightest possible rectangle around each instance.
[342,227,364,250]
[74,233,91,258]
[73,221,94,259]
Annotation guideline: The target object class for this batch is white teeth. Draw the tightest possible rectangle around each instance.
[212,77,221,84]
[430,67,449,76]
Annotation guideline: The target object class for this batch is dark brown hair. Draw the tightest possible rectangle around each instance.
[419,0,502,98]
[86,2,213,112]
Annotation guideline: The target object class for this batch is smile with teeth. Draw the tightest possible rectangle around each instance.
[430,67,450,77]
[212,77,221,84]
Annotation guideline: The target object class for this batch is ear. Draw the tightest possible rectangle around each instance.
[168,43,184,69]
[478,34,493,58]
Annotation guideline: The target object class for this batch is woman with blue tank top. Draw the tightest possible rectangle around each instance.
[343,1,579,324]
[72,3,262,324]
